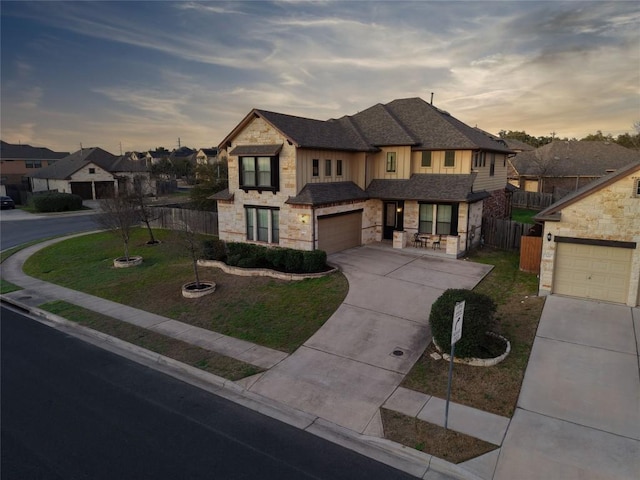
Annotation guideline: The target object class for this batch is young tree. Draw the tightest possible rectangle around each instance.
[129,175,159,244]
[97,194,140,262]
[178,217,203,289]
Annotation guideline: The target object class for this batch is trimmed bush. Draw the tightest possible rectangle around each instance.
[33,193,83,212]
[429,289,497,358]
[284,249,304,273]
[302,250,327,273]
[202,239,227,261]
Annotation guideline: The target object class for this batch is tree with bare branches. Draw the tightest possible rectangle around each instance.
[97,194,140,262]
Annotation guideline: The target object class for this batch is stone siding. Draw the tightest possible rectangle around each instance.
[539,171,640,306]
[482,188,509,219]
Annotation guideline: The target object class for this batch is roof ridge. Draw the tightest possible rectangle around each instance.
[378,103,421,145]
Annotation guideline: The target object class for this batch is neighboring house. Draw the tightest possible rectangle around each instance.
[0,141,69,203]
[213,97,514,256]
[170,146,197,165]
[534,161,640,306]
[28,147,153,200]
[509,140,640,196]
[196,148,219,165]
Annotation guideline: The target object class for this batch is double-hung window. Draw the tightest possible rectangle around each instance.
[419,204,433,233]
[419,203,459,235]
[444,151,455,167]
[490,153,496,176]
[246,206,279,244]
[325,159,332,177]
[239,155,279,192]
[312,159,319,177]
[336,159,343,176]
[386,152,397,172]
[436,205,452,234]
[421,151,432,167]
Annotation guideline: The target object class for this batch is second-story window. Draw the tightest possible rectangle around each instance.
[325,159,332,176]
[386,152,396,172]
[312,159,319,177]
[421,151,432,167]
[444,151,455,167]
[336,159,343,176]
[490,153,496,176]
[239,156,279,192]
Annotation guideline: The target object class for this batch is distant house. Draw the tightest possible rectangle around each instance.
[534,161,640,306]
[28,147,153,200]
[213,97,513,256]
[169,146,197,165]
[196,148,219,165]
[509,140,640,196]
[0,141,69,203]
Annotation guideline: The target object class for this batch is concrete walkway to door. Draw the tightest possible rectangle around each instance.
[245,244,493,434]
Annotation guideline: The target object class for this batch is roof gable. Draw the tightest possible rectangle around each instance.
[1,140,69,160]
[27,147,117,179]
[534,161,640,221]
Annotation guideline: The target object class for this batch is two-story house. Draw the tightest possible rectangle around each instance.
[213,97,513,256]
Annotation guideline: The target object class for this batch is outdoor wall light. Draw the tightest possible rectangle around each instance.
[299,214,309,224]
[397,207,402,213]
[547,233,552,242]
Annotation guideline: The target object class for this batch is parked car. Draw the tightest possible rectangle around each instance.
[1,196,15,209]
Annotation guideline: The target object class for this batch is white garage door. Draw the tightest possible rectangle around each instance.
[554,243,632,304]
[318,211,362,254]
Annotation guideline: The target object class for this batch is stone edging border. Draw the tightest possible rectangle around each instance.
[197,259,339,281]
[433,332,511,367]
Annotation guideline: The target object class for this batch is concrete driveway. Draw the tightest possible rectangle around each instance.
[495,295,640,479]
[247,245,492,434]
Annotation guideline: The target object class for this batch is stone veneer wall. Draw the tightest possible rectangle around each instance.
[538,171,640,306]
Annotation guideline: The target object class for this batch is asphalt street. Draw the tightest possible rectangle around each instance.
[1,306,418,480]
[0,214,99,250]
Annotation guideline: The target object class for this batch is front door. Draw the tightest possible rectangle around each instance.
[383,201,404,240]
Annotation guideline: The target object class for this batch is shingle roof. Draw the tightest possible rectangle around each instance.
[109,155,149,173]
[286,181,369,206]
[209,188,234,201]
[1,140,69,160]
[366,173,488,202]
[510,140,640,177]
[534,161,640,221]
[27,147,117,179]
[229,144,283,156]
[220,98,513,154]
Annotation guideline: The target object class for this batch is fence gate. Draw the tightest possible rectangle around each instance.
[519,236,543,273]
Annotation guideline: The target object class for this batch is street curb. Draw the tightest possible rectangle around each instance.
[1,297,483,480]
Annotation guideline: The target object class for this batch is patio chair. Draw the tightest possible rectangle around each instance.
[432,235,441,250]
[413,233,426,248]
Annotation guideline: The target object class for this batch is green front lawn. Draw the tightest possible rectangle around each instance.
[22,228,348,353]
[511,208,538,224]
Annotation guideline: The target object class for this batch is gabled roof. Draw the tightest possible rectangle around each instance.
[286,181,369,206]
[218,98,514,154]
[27,147,117,179]
[366,173,488,202]
[1,140,69,160]
[510,140,640,177]
[109,155,149,173]
[534,161,640,222]
[198,148,218,156]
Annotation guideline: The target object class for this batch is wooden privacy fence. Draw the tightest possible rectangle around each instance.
[149,207,218,236]
[512,191,554,210]
[482,217,532,250]
[519,236,543,274]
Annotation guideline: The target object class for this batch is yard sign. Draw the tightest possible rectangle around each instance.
[445,300,465,429]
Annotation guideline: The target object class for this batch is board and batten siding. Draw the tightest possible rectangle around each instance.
[411,150,472,175]
[369,146,412,180]
[296,150,365,191]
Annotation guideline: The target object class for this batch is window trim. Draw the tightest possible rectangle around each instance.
[489,153,496,176]
[239,155,280,193]
[245,205,280,244]
[386,152,397,172]
[312,159,319,177]
[336,159,343,176]
[325,159,332,177]
[418,202,459,236]
[444,151,455,168]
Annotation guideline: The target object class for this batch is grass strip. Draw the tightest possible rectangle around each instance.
[381,409,497,464]
[39,300,263,381]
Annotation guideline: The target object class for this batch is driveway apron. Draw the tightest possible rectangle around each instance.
[494,296,640,479]
[247,245,492,433]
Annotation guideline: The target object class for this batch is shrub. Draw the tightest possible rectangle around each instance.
[284,249,304,273]
[237,257,259,268]
[265,247,287,270]
[226,254,242,266]
[33,193,83,212]
[429,289,497,358]
[202,239,227,261]
[302,250,327,273]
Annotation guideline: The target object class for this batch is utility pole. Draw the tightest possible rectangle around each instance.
[177,137,181,148]
[119,142,123,155]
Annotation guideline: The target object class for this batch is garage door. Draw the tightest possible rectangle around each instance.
[70,182,93,200]
[318,211,362,254]
[554,243,631,304]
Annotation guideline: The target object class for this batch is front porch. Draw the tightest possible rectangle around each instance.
[373,238,459,259]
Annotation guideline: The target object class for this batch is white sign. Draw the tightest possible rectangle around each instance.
[451,301,465,345]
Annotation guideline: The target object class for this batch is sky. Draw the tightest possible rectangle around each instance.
[1,1,639,154]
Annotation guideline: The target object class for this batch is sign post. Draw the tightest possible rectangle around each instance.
[445,300,465,429]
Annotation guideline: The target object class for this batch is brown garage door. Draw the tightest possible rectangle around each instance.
[554,242,631,304]
[95,181,115,199]
[70,182,93,200]
[318,210,362,254]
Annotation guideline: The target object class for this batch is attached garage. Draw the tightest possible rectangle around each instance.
[318,210,362,254]
[71,182,93,200]
[553,241,632,304]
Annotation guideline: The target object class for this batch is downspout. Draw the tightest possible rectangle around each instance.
[312,206,316,250]
[466,202,471,255]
